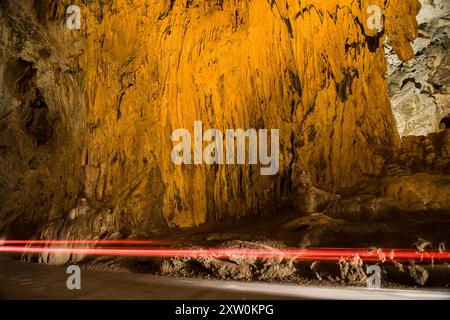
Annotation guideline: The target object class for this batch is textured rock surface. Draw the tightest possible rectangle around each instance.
[399,129,450,173]
[388,0,450,137]
[325,172,450,222]
[0,0,423,239]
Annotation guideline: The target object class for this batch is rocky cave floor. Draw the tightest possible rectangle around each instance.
[16,134,450,289]
[68,207,450,290]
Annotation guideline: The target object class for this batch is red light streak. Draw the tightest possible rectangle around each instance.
[0,245,449,263]
[1,240,169,245]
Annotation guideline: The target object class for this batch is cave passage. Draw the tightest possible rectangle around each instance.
[0,0,450,297]
[440,117,450,130]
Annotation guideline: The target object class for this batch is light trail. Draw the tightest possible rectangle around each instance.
[0,246,449,262]
[0,239,169,245]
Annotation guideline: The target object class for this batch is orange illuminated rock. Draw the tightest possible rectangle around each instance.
[0,0,422,234]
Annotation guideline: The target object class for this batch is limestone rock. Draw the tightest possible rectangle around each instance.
[408,263,429,285]
[388,0,450,137]
[382,173,450,211]
[0,0,423,237]
[22,207,118,265]
[399,130,450,173]
[161,240,296,281]
[310,255,369,286]
[324,195,391,222]
[294,185,341,214]
[330,172,450,221]
[280,213,346,231]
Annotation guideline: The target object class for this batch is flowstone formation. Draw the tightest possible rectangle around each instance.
[0,0,423,243]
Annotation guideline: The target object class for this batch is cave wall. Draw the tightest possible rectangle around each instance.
[388,0,450,137]
[0,0,421,237]
[0,0,87,238]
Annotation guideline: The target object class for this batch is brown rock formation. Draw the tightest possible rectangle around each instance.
[0,0,422,237]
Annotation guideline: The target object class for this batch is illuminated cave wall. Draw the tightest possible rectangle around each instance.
[0,0,421,237]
